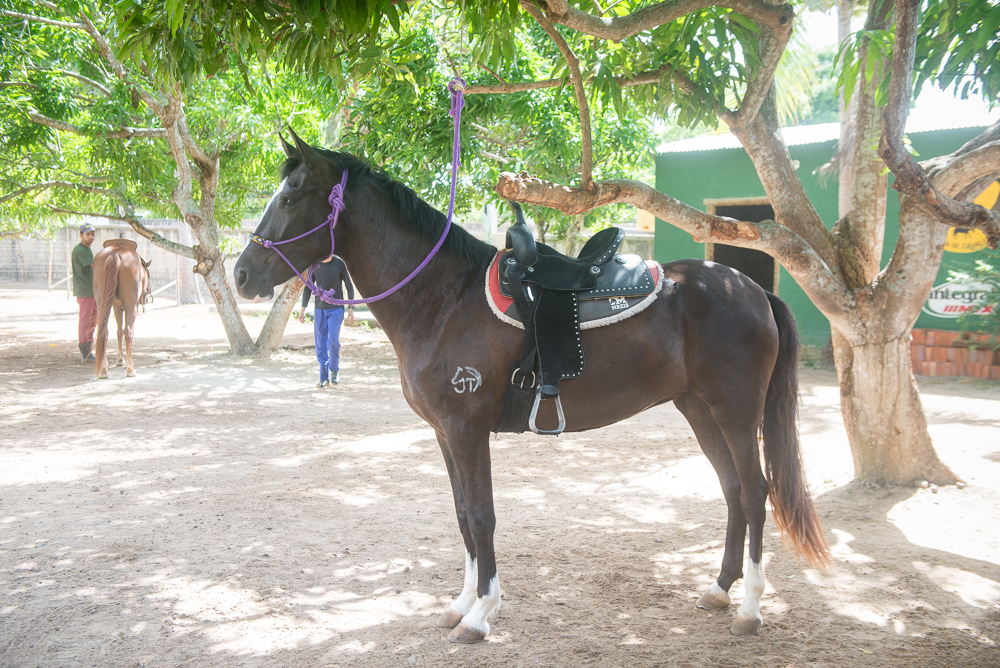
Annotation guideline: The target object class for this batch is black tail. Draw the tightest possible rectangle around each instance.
[762,292,830,569]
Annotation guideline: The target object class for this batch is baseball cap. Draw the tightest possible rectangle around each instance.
[79,223,95,234]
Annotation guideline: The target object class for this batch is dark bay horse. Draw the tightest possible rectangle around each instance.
[93,239,151,379]
[233,136,830,643]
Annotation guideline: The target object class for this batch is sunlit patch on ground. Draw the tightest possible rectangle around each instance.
[1,288,999,666]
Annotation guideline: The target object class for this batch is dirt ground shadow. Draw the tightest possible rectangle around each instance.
[1,288,998,667]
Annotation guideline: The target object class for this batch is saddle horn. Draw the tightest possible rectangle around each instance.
[506,202,537,267]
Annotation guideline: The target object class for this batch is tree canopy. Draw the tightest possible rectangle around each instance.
[4,0,1000,484]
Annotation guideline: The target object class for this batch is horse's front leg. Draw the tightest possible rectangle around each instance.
[434,431,478,630]
[434,426,500,643]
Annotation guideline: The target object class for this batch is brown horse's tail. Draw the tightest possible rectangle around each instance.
[94,252,120,366]
[762,292,831,570]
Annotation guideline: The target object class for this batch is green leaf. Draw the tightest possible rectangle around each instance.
[728,12,760,34]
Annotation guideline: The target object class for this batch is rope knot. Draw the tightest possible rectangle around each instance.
[449,77,467,117]
[328,185,345,206]
[262,240,273,249]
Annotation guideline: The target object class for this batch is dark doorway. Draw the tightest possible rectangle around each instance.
[712,204,776,293]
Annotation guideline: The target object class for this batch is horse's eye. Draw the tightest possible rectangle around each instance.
[281,196,295,207]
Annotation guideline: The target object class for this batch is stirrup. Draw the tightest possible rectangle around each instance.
[529,391,566,435]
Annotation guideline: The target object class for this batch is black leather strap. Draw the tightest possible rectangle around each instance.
[509,269,538,377]
[495,362,536,433]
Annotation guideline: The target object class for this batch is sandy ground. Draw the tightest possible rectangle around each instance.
[1,285,999,668]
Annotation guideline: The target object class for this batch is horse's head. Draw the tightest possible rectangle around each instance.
[234,130,345,300]
[139,258,153,310]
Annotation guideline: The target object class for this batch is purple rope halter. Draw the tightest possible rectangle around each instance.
[250,77,467,306]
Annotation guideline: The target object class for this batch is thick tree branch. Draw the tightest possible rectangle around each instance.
[523,1,594,188]
[76,9,164,117]
[730,103,839,270]
[1,81,37,90]
[878,0,1000,248]
[734,19,795,126]
[541,0,794,39]
[833,0,896,288]
[466,78,563,94]
[27,111,167,139]
[930,141,1000,197]
[0,9,83,29]
[465,63,701,96]
[176,106,217,181]
[46,206,196,258]
[496,171,855,315]
[923,119,1000,192]
[29,66,112,96]
[0,180,114,204]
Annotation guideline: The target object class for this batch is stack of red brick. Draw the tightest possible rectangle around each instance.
[911,329,1000,379]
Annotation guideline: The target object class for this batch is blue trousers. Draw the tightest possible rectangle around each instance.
[314,307,345,381]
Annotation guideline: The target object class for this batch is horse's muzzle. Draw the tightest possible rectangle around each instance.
[233,257,275,300]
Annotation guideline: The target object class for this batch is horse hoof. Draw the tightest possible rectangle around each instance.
[436,610,464,629]
[127,370,136,377]
[447,624,486,643]
[730,614,762,636]
[696,588,731,610]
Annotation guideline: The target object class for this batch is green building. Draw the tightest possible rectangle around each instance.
[655,120,999,345]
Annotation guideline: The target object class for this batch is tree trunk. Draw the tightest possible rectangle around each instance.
[837,0,856,219]
[831,327,959,486]
[200,257,255,355]
[255,277,305,353]
[564,214,585,255]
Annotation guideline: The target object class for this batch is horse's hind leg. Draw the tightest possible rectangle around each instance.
[675,395,746,611]
[434,431,478,631]
[114,303,125,366]
[678,394,770,636]
[124,306,137,377]
[717,416,770,636]
[435,426,500,643]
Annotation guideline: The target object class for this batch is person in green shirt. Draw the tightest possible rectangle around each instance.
[72,223,97,362]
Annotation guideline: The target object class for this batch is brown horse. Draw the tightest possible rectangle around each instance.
[233,136,830,643]
[93,239,151,379]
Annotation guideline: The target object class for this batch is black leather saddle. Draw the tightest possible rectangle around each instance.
[499,202,632,435]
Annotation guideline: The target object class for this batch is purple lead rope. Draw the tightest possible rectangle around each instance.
[256,78,467,307]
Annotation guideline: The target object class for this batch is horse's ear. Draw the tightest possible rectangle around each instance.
[288,127,325,175]
[278,132,296,158]
[142,258,151,269]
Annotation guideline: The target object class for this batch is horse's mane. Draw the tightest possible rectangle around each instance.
[281,149,497,268]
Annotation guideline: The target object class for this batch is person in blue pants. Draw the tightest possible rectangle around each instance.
[299,255,354,387]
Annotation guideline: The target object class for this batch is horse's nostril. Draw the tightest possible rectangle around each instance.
[235,268,248,289]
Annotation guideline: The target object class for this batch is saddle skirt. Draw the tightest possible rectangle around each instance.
[486,250,663,330]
